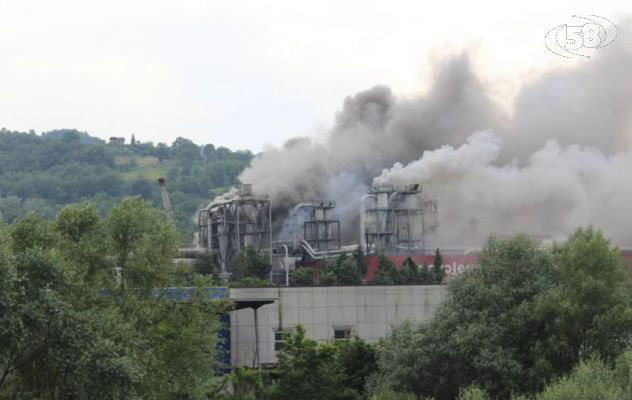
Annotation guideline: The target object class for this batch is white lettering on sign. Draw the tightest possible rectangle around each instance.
[442,262,476,276]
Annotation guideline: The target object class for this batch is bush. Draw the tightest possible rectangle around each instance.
[320,253,362,285]
[368,387,417,400]
[291,267,314,286]
[229,277,273,288]
[373,229,632,399]
[537,358,626,400]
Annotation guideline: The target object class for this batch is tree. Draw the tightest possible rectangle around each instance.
[537,358,625,400]
[268,325,359,400]
[371,254,401,285]
[0,129,253,245]
[172,137,201,164]
[131,178,154,200]
[192,253,219,276]
[0,211,142,399]
[218,367,267,400]
[373,235,552,399]
[318,269,338,286]
[373,230,632,399]
[432,248,445,283]
[320,253,362,285]
[457,386,492,400]
[54,203,110,282]
[107,197,181,290]
[334,337,377,397]
[352,245,368,277]
[419,262,430,283]
[230,246,272,281]
[292,267,314,286]
[400,257,421,284]
[0,200,225,399]
[156,142,169,163]
[368,387,417,400]
[534,227,632,378]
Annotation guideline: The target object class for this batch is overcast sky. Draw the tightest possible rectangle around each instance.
[0,0,629,152]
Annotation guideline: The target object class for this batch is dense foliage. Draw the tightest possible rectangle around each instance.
[0,128,253,243]
[372,251,444,285]
[221,326,378,400]
[290,248,445,286]
[371,228,632,399]
[0,199,226,399]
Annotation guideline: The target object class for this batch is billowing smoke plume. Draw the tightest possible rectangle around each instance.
[239,18,632,245]
[375,131,632,244]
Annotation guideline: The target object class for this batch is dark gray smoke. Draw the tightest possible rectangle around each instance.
[240,17,632,245]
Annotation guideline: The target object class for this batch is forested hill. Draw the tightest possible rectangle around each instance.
[0,128,253,242]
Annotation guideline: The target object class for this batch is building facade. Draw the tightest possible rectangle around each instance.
[229,285,446,367]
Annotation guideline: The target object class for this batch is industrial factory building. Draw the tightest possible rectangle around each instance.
[196,183,446,284]
[189,182,632,369]
[228,284,445,368]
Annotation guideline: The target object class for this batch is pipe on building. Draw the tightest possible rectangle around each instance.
[282,245,290,286]
[299,240,358,260]
[360,194,376,253]
[289,202,318,247]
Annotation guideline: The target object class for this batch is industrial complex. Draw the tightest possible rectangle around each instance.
[195,183,446,284]
[183,182,632,369]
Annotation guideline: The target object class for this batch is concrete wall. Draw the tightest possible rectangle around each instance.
[229,285,446,367]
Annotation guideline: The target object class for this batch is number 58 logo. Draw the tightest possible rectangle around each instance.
[545,15,617,58]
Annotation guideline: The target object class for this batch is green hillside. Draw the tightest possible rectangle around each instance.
[0,128,253,243]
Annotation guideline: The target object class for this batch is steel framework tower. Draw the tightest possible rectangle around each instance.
[198,185,271,280]
[361,184,438,254]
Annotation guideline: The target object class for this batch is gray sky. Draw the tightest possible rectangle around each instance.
[0,0,629,151]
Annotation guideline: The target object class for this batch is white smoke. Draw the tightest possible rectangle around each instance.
[375,131,632,245]
[238,17,632,245]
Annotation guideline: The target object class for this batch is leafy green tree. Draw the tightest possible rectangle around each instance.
[368,387,417,400]
[352,244,369,277]
[219,367,267,400]
[537,358,625,400]
[10,212,59,253]
[400,257,421,284]
[0,212,142,399]
[156,142,169,163]
[269,325,359,400]
[193,253,219,276]
[419,262,430,283]
[107,197,181,290]
[373,235,552,399]
[318,269,338,286]
[231,245,272,281]
[371,254,401,285]
[321,253,362,285]
[292,267,314,286]
[432,248,445,283]
[457,386,492,400]
[54,203,110,282]
[131,178,154,200]
[0,129,253,244]
[172,137,201,164]
[534,227,632,378]
[0,200,225,399]
[373,230,632,399]
[334,337,377,397]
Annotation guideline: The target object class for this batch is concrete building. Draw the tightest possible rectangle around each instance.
[229,285,446,367]
[109,137,125,145]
